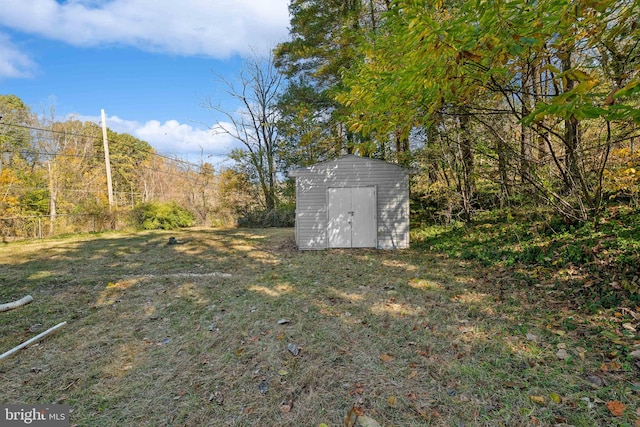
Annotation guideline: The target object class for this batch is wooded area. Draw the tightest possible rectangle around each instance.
[0,95,259,238]
[275,0,640,224]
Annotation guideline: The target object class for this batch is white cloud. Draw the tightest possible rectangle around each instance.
[0,0,290,58]
[0,32,36,79]
[78,114,244,166]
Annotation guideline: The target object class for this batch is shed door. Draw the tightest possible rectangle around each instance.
[327,187,376,248]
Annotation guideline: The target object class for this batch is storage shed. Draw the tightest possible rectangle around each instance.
[288,155,413,250]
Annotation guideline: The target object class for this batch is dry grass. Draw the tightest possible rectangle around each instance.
[0,228,638,426]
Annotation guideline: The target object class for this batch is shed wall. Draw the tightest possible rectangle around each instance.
[292,156,410,250]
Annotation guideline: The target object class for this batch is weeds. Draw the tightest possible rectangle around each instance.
[413,206,640,310]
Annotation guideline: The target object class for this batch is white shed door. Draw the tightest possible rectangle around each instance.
[327,187,376,248]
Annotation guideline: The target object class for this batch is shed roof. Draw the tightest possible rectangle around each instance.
[287,154,416,178]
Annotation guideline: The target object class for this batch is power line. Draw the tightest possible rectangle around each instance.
[1,121,210,169]
[1,149,97,159]
[0,121,102,140]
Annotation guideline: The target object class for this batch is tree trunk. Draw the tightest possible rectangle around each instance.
[561,53,580,194]
[458,113,474,221]
[520,63,533,184]
[47,161,57,236]
[533,60,548,165]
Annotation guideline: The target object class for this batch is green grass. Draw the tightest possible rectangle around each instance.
[0,226,638,426]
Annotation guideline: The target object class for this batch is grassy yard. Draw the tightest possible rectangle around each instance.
[0,227,638,426]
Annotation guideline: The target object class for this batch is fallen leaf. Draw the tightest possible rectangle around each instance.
[387,396,397,408]
[416,405,433,421]
[623,323,637,332]
[601,361,622,372]
[356,415,382,427]
[280,399,293,413]
[287,343,299,356]
[586,374,604,387]
[28,324,42,333]
[554,415,568,423]
[208,391,224,405]
[344,407,357,427]
[278,369,289,376]
[549,392,562,404]
[352,406,365,416]
[407,370,418,380]
[530,395,546,405]
[601,330,624,344]
[606,400,626,417]
[380,353,395,362]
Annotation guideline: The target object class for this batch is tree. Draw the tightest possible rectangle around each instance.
[207,53,283,211]
[105,129,154,208]
[0,95,33,173]
[274,0,395,163]
[337,0,640,221]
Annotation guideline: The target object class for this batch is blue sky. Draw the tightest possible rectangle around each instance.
[0,0,291,166]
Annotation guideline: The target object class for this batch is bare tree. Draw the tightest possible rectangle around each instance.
[206,52,283,211]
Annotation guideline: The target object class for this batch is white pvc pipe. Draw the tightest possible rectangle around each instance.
[0,321,67,361]
[0,295,34,312]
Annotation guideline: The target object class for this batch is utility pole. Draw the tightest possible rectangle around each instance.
[101,109,114,209]
[0,115,3,175]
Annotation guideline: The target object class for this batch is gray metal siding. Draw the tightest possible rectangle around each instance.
[292,156,411,250]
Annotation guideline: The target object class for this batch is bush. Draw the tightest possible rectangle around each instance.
[132,202,195,230]
[237,205,295,228]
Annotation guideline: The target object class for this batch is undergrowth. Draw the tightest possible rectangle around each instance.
[412,205,640,312]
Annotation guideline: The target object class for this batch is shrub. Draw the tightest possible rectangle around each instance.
[237,205,295,228]
[132,202,195,230]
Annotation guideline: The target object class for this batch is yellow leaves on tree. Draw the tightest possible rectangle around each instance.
[604,148,640,198]
[0,168,22,215]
